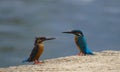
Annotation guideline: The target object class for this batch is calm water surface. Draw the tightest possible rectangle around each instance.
[0,0,120,67]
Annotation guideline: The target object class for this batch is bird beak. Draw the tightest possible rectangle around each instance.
[45,38,56,40]
[62,31,73,34]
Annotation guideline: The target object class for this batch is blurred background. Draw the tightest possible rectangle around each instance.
[0,0,120,67]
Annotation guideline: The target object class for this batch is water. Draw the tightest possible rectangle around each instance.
[0,0,120,67]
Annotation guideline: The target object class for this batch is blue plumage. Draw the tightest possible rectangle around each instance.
[77,36,94,55]
[63,30,94,55]
[22,59,28,63]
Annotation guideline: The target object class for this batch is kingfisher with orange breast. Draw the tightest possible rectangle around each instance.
[63,30,94,56]
[22,37,55,64]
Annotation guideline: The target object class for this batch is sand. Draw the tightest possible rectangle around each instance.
[0,50,120,72]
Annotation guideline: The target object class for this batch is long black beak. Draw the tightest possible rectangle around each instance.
[45,38,56,40]
[62,31,73,34]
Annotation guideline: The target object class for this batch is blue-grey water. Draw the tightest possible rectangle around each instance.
[0,0,120,67]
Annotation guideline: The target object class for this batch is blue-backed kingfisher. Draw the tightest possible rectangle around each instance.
[22,37,55,64]
[63,30,94,56]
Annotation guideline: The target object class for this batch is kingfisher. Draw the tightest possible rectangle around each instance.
[62,30,94,56]
[22,37,55,64]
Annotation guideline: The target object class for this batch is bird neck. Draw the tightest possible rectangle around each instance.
[75,35,83,38]
[38,43,44,48]
[75,36,78,42]
[35,42,44,48]
[74,35,84,42]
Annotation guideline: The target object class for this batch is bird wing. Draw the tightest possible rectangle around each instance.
[77,36,87,53]
[77,36,93,55]
[27,46,38,62]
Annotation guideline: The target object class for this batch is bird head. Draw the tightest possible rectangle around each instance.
[62,30,84,37]
[34,37,55,45]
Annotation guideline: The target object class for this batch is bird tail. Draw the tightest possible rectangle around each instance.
[22,58,28,63]
[86,51,94,55]
[85,47,94,55]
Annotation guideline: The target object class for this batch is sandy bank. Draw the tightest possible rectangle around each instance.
[0,50,120,72]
